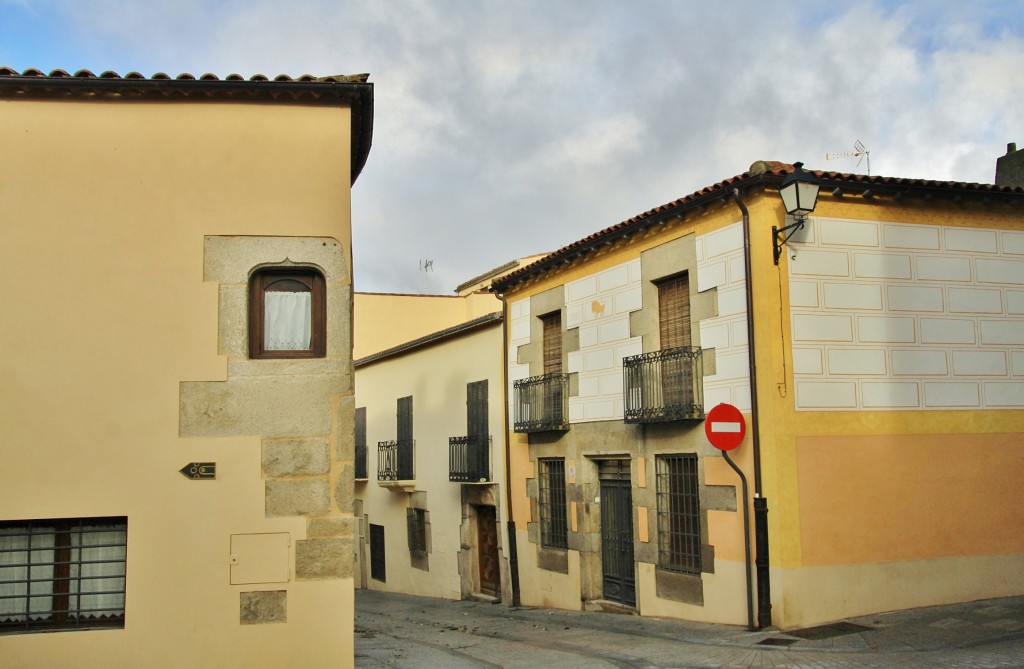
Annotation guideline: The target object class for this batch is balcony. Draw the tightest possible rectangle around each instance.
[377,439,415,490]
[449,435,492,483]
[513,373,569,433]
[623,346,704,423]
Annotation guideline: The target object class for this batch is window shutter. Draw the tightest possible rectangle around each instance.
[397,396,413,443]
[354,407,367,479]
[406,508,416,552]
[658,274,691,350]
[467,380,488,441]
[541,312,563,374]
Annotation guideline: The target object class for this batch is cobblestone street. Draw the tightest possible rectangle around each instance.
[355,590,1024,668]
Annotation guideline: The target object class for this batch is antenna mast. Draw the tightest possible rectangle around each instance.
[826,139,871,175]
[419,259,433,293]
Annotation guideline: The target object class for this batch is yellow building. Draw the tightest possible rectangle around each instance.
[491,157,1024,629]
[0,67,371,667]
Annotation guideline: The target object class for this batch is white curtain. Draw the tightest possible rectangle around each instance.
[0,527,54,622]
[265,291,312,351]
[71,525,126,619]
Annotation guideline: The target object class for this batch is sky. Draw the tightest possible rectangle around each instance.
[2,0,1022,294]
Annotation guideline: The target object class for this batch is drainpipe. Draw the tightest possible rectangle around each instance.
[497,292,522,607]
[732,188,773,629]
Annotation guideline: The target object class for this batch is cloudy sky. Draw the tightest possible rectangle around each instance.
[3,1,1022,294]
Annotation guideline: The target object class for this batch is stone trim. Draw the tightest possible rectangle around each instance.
[182,235,356,596]
[239,590,287,625]
[632,234,717,374]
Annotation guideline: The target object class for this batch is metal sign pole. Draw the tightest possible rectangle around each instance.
[722,450,755,632]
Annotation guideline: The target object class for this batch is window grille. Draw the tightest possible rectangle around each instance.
[449,436,492,483]
[538,459,568,550]
[656,454,701,574]
[513,373,568,432]
[0,517,127,634]
[355,407,367,480]
[377,440,415,481]
[622,347,703,423]
[406,509,427,558]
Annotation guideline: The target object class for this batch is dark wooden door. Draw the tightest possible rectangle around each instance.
[476,505,501,597]
[600,463,635,606]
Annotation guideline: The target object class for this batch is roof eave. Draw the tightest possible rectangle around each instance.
[490,169,1024,294]
[0,72,374,184]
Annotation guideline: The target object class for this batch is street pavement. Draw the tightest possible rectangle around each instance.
[355,589,1024,668]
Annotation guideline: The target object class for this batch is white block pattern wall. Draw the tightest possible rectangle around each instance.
[789,217,1024,411]
[696,223,753,412]
[563,259,643,421]
[507,297,532,416]
[506,221,754,422]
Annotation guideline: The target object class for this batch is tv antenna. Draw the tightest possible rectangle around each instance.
[419,259,433,293]
[826,139,871,175]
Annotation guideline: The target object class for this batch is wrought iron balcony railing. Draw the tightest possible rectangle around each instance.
[377,439,415,481]
[623,346,704,423]
[355,441,368,480]
[513,373,569,433]
[449,435,492,483]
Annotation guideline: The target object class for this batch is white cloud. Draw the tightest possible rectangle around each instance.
[5,0,1023,292]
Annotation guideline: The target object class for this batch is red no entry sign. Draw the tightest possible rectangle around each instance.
[705,403,746,451]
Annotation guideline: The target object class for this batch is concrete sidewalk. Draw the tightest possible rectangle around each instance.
[355,589,1024,668]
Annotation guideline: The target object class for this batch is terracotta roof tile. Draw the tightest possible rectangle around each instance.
[491,161,1024,292]
[0,67,370,84]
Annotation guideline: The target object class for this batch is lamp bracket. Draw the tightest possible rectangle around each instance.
[772,217,805,265]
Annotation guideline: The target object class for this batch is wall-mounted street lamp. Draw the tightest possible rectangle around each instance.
[773,162,820,265]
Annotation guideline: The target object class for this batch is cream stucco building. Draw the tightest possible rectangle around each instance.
[352,260,543,603]
[491,156,1024,630]
[0,67,371,667]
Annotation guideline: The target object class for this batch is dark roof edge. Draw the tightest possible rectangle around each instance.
[355,311,502,368]
[0,67,373,184]
[454,259,523,294]
[490,164,1024,292]
[356,291,465,298]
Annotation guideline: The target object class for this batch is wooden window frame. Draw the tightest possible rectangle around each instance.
[248,267,326,359]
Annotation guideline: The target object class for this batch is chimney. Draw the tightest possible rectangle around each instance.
[995,142,1023,187]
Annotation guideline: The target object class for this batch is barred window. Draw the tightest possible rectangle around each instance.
[538,459,568,550]
[407,508,427,558]
[0,517,127,634]
[656,454,701,574]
